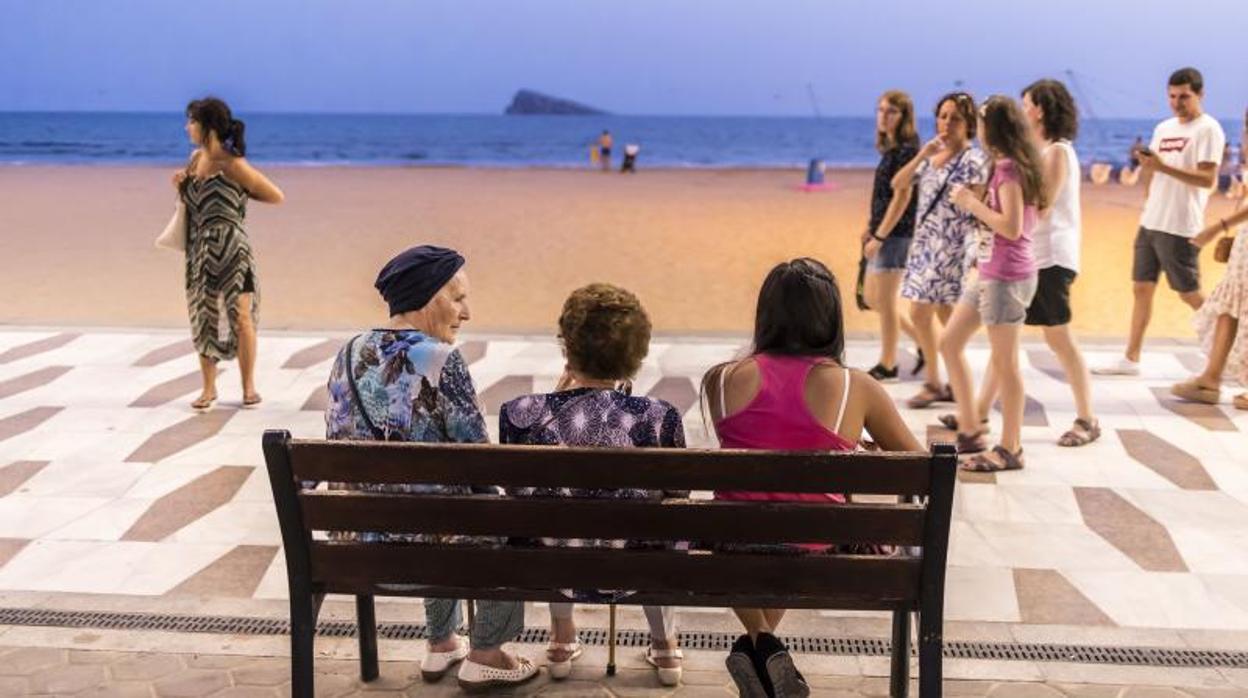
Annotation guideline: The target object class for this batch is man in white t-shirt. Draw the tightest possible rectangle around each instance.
[1095,67,1226,376]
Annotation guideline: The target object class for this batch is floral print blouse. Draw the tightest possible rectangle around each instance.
[325,329,489,543]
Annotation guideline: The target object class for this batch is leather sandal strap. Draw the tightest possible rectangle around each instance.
[648,647,684,659]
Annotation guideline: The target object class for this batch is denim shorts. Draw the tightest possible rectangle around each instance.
[960,275,1038,326]
[869,235,912,271]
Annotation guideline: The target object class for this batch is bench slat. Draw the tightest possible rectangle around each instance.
[308,542,922,600]
[288,440,933,495]
[310,584,919,612]
[300,492,926,545]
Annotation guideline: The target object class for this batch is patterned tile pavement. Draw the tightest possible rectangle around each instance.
[0,326,1247,635]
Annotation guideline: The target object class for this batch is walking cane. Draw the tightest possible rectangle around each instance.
[606,604,617,675]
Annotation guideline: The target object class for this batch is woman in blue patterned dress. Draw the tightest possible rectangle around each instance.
[324,245,538,691]
[892,92,991,409]
[499,283,686,687]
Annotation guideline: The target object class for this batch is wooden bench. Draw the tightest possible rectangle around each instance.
[263,429,957,697]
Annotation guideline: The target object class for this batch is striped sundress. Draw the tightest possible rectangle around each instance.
[181,173,259,361]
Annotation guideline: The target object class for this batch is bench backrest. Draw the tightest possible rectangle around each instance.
[263,430,957,610]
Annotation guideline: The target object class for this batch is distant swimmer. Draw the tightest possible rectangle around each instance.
[598,130,613,171]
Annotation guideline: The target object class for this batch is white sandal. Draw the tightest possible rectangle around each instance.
[645,645,684,686]
[545,639,583,680]
[456,656,539,692]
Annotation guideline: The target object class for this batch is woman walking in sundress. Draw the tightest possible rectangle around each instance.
[173,97,284,410]
[892,92,991,409]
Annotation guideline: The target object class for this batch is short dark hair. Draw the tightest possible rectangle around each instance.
[1169,67,1204,94]
[1022,79,1079,141]
[559,283,651,380]
[935,92,978,140]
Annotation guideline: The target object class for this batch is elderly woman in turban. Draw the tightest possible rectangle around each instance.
[325,245,537,690]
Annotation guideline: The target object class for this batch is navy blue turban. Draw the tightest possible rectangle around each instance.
[374,245,465,316]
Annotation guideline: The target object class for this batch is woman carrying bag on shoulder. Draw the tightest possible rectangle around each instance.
[171,97,283,411]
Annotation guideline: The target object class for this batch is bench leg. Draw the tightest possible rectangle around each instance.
[918,610,942,698]
[606,604,617,676]
[466,599,475,633]
[290,594,317,698]
[890,609,911,697]
[356,595,379,682]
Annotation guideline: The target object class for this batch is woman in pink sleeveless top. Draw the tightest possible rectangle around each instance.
[702,258,922,698]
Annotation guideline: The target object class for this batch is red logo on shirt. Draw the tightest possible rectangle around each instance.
[1158,137,1189,153]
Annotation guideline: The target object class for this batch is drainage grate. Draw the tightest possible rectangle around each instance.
[1,607,1245,669]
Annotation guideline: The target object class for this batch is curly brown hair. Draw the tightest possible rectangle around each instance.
[559,283,652,380]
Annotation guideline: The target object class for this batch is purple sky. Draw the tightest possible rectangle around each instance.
[2,0,1246,118]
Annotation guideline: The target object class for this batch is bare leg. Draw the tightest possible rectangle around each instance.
[1193,314,1240,389]
[936,303,953,325]
[939,302,982,436]
[1125,282,1157,362]
[987,324,1025,452]
[235,293,259,401]
[910,302,943,386]
[548,602,578,662]
[1179,290,1204,311]
[871,270,907,368]
[975,364,998,426]
[1044,325,1095,421]
[194,354,217,407]
[732,608,787,642]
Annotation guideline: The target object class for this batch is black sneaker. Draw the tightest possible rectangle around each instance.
[868,363,899,382]
[754,633,809,698]
[725,634,770,698]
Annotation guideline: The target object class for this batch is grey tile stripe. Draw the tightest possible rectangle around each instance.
[133,339,195,367]
[478,375,535,416]
[0,333,79,365]
[1026,349,1069,384]
[0,461,50,497]
[301,386,329,412]
[646,376,698,415]
[1116,429,1217,491]
[1013,568,1115,626]
[281,339,341,370]
[122,466,253,542]
[129,369,226,408]
[0,407,63,444]
[1149,387,1237,432]
[457,340,487,365]
[1073,487,1188,573]
[167,545,279,597]
[0,366,71,400]
[992,394,1049,427]
[0,539,31,570]
[124,409,237,463]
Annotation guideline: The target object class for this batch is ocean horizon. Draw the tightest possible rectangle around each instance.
[1,112,1240,169]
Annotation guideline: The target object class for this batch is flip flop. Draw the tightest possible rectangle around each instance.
[190,393,217,411]
[1234,394,1248,411]
[242,393,263,409]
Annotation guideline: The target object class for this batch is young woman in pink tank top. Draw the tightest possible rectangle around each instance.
[701,258,922,698]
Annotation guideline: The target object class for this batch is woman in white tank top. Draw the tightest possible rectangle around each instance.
[940,80,1101,448]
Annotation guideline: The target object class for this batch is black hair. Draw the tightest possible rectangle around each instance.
[186,97,246,156]
[1022,79,1079,141]
[749,258,845,363]
[1169,67,1204,94]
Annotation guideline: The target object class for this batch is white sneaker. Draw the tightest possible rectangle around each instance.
[1092,357,1141,376]
[457,656,539,692]
[420,640,469,682]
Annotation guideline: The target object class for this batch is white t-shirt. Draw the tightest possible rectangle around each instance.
[1139,113,1226,237]
[1033,141,1081,272]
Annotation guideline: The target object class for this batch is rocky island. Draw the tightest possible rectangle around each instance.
[504,89,607,115]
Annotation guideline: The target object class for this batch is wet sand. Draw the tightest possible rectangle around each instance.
[0,165,1236,339]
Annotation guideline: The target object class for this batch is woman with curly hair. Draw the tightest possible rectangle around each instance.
[499,283,686,686]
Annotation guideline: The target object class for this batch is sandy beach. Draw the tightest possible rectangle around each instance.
[0,165,1237,339]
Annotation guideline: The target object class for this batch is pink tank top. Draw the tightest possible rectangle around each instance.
[713,354,855,517]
